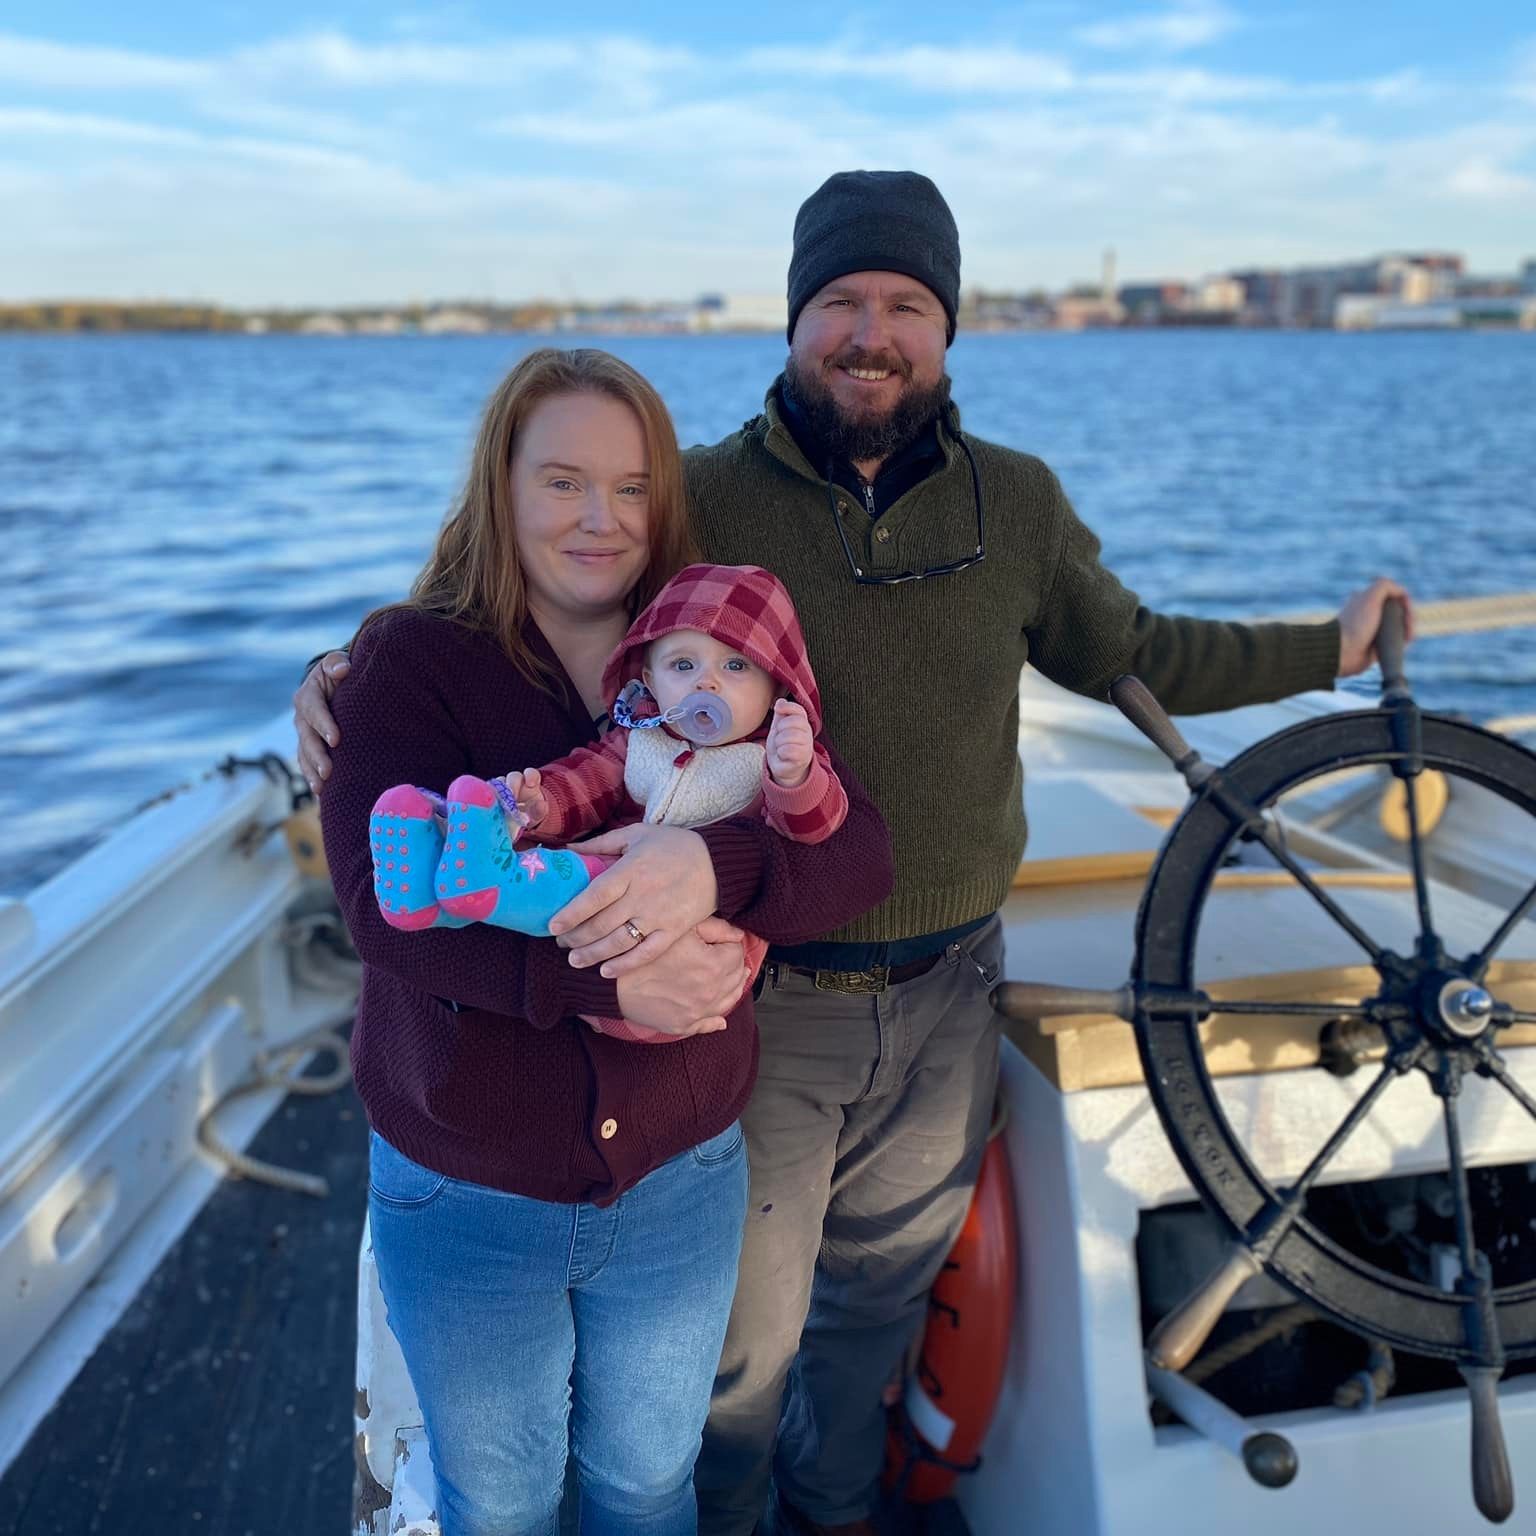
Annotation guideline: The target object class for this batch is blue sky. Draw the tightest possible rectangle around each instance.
[3,2,1534,305]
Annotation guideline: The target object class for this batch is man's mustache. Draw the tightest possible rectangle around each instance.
[825,348,914,382]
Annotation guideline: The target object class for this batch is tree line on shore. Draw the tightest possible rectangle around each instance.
[0,300,589,333]
[0,302,250,332]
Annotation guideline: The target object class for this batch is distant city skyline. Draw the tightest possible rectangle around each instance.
[2,2,1534,306]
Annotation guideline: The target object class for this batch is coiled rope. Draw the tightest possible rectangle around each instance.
[195,909,359,1199]
[196,1027,353,1198]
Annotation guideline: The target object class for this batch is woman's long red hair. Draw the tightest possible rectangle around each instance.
[358,347,698,693]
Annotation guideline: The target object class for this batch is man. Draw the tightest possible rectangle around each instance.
[296,170,1408,1535]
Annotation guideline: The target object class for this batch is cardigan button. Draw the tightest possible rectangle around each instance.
[875,527,891,543]
[600,1118,618,1140]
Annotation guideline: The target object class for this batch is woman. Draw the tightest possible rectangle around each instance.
[319,348,893,1536]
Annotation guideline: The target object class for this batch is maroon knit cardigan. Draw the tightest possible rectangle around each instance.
[321,608,894,1204]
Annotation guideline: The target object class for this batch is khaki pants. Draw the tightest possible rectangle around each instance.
[696,917,1004,1534]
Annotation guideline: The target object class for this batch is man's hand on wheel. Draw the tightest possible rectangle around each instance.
[1337,578,1414,679]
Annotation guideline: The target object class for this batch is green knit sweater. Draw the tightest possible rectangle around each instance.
[682,381,1342,944]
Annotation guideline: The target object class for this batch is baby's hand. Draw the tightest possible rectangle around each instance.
[765,699,813,789]
[500,768,550,828]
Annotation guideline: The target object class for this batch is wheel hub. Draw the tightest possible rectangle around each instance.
[1437,978,1497,1040]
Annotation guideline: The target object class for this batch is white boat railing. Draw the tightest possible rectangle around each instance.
[0,713,359,1478]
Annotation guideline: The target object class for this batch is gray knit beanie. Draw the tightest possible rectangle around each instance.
[786,170,961,344]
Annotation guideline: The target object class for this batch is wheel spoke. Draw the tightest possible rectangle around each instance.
[1477,1045,1536,1126]
[1439,1087,1481,1276]
[1398,767,1438,949]
[1469,876,1536,983]
[1258,834,1389,965]
[1292,1056,1412,1197]
[1204,999,1381,1020]
[1177,1055,1416,1290]
[1196,772,1390,963]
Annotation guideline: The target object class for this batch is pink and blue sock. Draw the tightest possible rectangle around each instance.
[370,785,456,931]
[436,775,602,934]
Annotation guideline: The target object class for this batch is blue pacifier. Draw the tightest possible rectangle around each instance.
[665,690,732,744]
[611,680,733,744]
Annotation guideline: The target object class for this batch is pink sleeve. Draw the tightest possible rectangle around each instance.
[759,742,848,845]
[527,732,631,840]
[697,740,891,945]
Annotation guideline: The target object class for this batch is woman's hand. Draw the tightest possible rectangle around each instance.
[550,823,719,976]
[614,917,749,1037]
[294,651,350,793]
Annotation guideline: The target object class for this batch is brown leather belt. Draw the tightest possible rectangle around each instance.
[786,948,949,995]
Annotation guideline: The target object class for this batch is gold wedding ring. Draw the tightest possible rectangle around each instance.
[624,920,646,943]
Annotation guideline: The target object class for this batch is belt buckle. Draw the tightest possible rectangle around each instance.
[814,965,890,995]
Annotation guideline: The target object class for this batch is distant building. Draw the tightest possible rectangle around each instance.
[298,313,347,335]
[1052,293,1125,329]
[1459,295,1536,329]
[961,290,1054,330]
[1193,275,1245,314]
[1523,259,1536,294]
[1230,269,1285,325]
[1455,272,1523,298]
[1334,296,1460,331]
[558,304,693,333]
[1117,282,1187,324]
[420,308,490,334]
[1334,293,1536,331]
[1277,252,1464,327]
[1277,261,1378,327]
[1387,253,1461,301]
[693,294,789,332]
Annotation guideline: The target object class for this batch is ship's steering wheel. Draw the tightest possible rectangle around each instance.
[998,602,1536,1525]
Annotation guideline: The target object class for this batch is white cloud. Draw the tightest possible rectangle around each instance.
[0,33,207,89]
[0,107,379,173]
[1,23,1534,304]
[1445,158,1536,201]
[1074,1,1240,54]
[0,108,202,148]
[1363,68,1429,103]
[224,29,694,90]
[488,97,864,164]
[190,95,380,149]
[738,43,1076,94]
[734,44,1419,108]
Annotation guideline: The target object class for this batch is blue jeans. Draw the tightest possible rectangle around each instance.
[369,1122,749,1536]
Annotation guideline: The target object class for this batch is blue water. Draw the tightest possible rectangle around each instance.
[2,330,1534,899]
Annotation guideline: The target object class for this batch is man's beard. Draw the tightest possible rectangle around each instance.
[785,349,952,467]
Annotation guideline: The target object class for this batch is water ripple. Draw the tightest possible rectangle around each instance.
[1,329,1533,897]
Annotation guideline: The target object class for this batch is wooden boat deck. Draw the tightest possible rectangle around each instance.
[0,1055,969,1535]
[0,1059,370,1536]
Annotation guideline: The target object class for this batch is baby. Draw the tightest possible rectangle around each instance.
[369,564,848,1041]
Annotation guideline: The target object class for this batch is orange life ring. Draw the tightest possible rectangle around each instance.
[885,1111,1019,1502]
